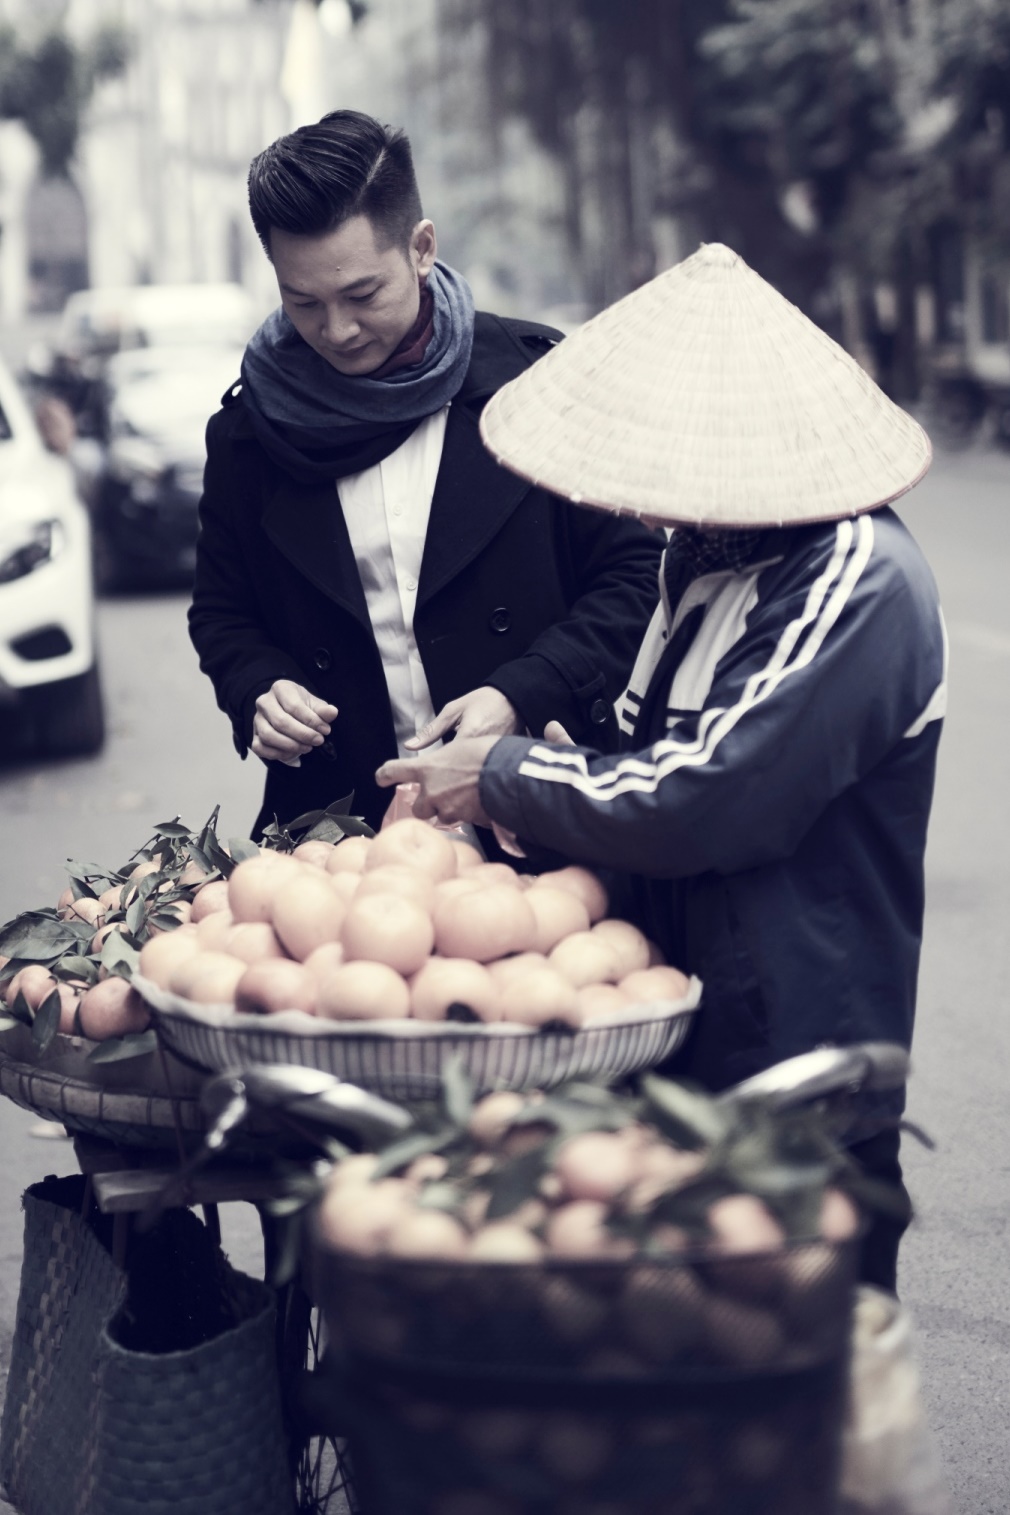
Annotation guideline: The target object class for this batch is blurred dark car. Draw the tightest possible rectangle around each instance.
[92,346,243,589]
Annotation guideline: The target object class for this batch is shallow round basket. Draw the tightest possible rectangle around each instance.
[0,1023,207,1148]
[135,974,701,1101]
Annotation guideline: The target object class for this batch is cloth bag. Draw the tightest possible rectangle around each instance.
[0,1174,295,1515]
[841,1286,952,1515]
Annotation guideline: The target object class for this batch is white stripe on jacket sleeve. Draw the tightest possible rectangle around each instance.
[517,518,874,804]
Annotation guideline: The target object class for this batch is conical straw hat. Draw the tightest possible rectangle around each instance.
[480,243,931,526]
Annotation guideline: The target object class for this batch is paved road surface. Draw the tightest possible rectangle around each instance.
[0,446,1007,1512]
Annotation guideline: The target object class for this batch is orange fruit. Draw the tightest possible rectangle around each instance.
[177,859,211,888]
[78,978,150,1040]
[548,931,622,988]
[706,1194,786,1255]
[223,921,288,965]
[272,871,346,960]
[474,862,524,889]
[365,817,457,882]
[168,950,244,1001]
[66,896,103,928]
[385,1210,469,1259]
[355,864,436,912]
[448,837,484,870]
[497,966,580,1027]
[589,919,651,976]
[5,963,57,1010]
[554,1131,641,1203]
[467,1091,526,1147]
[235,959,318,1016]
[97,885,124,916]
[302,942,346,983]
[147,899,192,935]
[292,839,337,868]
[228,854,303,924]
[432,884,536,962]
[55,983,80,1034]
[316,961,411,1020]
[533,866,608,922]
[138,926,201,988]
[56,885,76,916]
[328,870,362,905]
[317,1177,409,1255]
[486,952,550,986]
[190,878,231,922]
[524,887,591,953]
[90,922,122,954]
[325,835,373,874]
[619,965,691,1005]
[468,1223,544,1261]
[409,957,500,1022]
[194,909,236,950]
[819,1188,859,1241]
[341,893,434,976]
[545,1200,630,1258]
[574,983,632,1024]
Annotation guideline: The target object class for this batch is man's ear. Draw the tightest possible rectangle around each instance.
[412,219,437,278]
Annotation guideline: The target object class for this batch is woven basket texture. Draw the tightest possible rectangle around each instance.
[0,1175,294,1515]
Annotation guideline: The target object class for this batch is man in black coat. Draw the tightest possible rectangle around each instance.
[189,110,662,837]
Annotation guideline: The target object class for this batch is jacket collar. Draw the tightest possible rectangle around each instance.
[259,396,531,627]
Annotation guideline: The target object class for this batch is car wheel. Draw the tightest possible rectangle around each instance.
[27,662,106,757]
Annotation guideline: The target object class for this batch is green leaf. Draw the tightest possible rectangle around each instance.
[441,1053,474,1128]
[66,860,116,881]
[485,1146,551,1221]
[184,842,217,878]
[32,989,62,1053]
[302,818,349,845]
[87,1029,158,1062]
[154,820,194,839]
[68,877,99,901]
[641,1073,731,1150]
[148,911,185,931]
[0,913,80,962]
[201,831,236,878]
[100,932,140,979]
[196,805,221,849]
[226,836,260,864]
[372,1127,455,1180]
[53,955,99,986]
[286,807,326,832]
[125,895,146,936]
[324,794,356,817]
[329,815,375,839]
[8,990,34,1027]
[0,958,26,989]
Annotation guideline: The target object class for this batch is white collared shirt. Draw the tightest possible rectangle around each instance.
[338,406,449,756]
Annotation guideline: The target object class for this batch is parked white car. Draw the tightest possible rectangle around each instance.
[0,351,104,756]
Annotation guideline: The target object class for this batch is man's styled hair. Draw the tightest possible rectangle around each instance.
[248,110,422,257]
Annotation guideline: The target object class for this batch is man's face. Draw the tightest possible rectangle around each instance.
[270,215,437,377]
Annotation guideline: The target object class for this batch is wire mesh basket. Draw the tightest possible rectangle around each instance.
[306,1230,860,1515]
[0,1023,207,1148]
[136,974,701,1100]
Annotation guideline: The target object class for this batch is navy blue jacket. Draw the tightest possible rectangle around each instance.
[481,509,946,1108]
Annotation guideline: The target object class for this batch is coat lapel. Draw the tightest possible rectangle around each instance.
[417,402,532,608]
[261,473,371,629]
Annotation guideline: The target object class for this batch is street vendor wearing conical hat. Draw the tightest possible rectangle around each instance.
[377,243,946,1294]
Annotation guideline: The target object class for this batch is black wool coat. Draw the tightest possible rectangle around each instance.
[188,312,664,836]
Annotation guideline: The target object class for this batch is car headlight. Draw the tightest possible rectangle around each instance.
[0,520,65,584]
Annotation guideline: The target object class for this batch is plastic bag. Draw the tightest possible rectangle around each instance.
[840,1287,952,1515]
[380,781,485,856]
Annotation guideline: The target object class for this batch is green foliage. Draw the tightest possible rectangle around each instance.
[0,21,130,174]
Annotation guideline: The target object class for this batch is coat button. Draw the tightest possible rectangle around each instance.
[313,647,331,671]
[590,697,610,725]
[489,607,511,634]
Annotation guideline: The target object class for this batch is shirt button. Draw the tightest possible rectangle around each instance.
[404,577,418,593]
[313,647,331,671]
[392,504,403,517]
[489,607,511,634]
[590,697,610,725]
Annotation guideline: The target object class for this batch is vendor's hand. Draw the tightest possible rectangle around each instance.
[377,736,499,827]
[405,686,522,751]
[544,720,575,746]
[251,680,338,767]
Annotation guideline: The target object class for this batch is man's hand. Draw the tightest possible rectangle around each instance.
[251,679,338,767]
[405,686,522,751]
[377,736,499,826]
